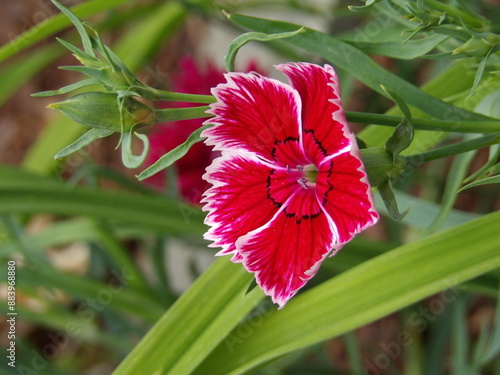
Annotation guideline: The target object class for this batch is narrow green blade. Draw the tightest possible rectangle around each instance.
[194,211,500,375]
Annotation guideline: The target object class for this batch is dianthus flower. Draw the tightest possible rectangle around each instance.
[201,63,379,307]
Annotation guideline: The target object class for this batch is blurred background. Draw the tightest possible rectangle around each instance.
[0,0,499,374]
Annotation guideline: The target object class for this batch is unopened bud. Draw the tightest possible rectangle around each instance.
[49,92,156,132]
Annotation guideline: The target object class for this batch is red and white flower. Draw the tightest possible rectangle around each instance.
[201,62,379,308]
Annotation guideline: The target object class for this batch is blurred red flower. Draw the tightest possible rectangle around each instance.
[144,57,264,204]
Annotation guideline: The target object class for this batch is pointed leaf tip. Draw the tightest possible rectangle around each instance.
[379,180,410,221]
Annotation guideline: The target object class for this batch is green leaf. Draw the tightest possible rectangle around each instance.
[112,257,262,375]
[427,136,477,233]
[373,190,480,230]
[463,145,500,183]
[54,128,113,159]
[379,180,410,221]
[59,65,115,85]
[458,174,500,192]
[13,265,163,322]
[32,78,99,97]
[467,46,495,98]
[482,273,500,362]
[451,296,470,374]
[194,211,500,375]
[55,37,100,65]
[0,166,206,235]
[51,0,96,57]
[137,124,210,181]
[224,28,304,72]
[229,13,492,122]
[357,59,481,152]
[382,86,414,159]
[345,34,449,59]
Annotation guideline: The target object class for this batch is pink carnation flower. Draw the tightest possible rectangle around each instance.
[201,62,379,307]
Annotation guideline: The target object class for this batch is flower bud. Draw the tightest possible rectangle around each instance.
[360,147,408,187]
[49,92,156,132]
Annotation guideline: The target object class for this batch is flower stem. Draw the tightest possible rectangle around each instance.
[345,111,500,134]
[154,106,212,123]
[406,132,500,164]
[136,86,215,103]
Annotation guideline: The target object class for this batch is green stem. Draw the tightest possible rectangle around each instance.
[407,132,500,164]
[137,87,215,103]
[154,106,212,123]
[346,111,500,134]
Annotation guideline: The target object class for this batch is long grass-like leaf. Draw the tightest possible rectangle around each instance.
[112,257,262,375]
[0,166,206,235]
[229,14,492,123]
[193,211,500,375]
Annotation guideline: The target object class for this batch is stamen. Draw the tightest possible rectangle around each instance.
[297,178,309,189]
[296,165,304,171]
[286,165,290,174]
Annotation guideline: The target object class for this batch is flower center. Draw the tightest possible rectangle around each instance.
[290,164,318,189]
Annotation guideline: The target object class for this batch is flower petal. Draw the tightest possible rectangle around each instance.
[276,63,351,165]
[316,153,379,246]
[236,189,334,308]
[201,152,278,255]
[202,72,304,164]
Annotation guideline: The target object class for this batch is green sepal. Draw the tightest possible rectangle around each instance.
[379,179,410,221]
[467,45,495,98]
[121,130,149,169]
[137,124,211,181]
[56,37,101,67]
[48,92,155,132]
[382,86,414,161]
[244,278,259,296]
[54,128,113,159]
[32,79,99,97]
[89,33,141,87]
[59,65,123,88]
[452,35,500,57]
[224,28,304,72]
[360,147,397,187]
